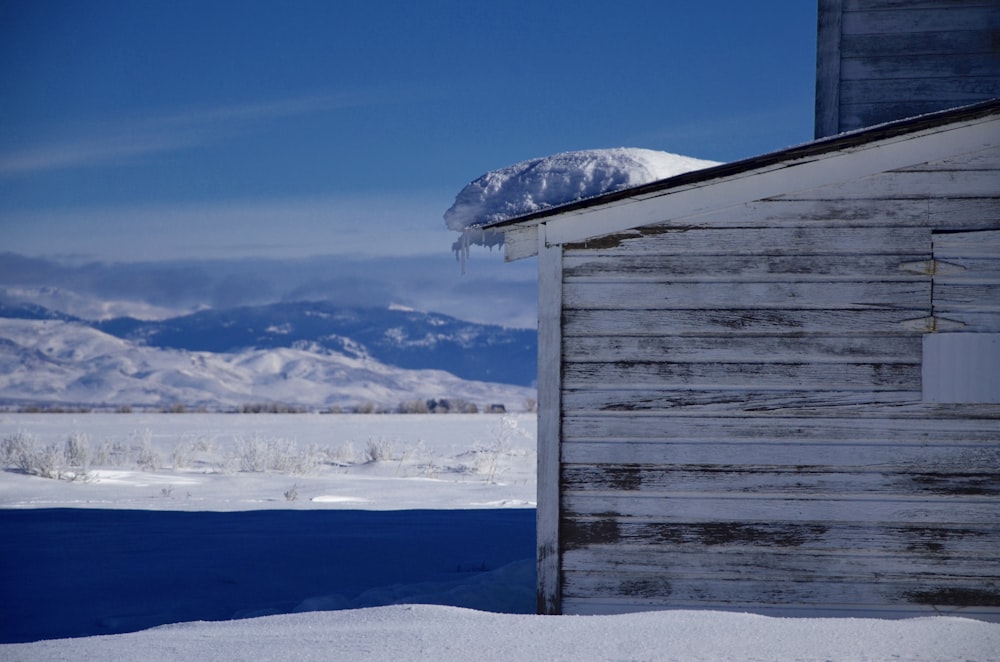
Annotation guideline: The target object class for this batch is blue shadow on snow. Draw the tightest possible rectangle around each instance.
[0,508,536,643]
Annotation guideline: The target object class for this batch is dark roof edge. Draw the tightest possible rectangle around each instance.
[484,98,1000,230]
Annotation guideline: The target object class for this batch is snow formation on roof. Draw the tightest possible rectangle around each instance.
[444,147,719,232]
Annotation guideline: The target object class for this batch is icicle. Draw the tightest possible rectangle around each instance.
[451,226,506,275]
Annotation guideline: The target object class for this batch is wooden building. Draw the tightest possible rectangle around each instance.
[816,0,1000,137]
[490,101,1000,619]
[481,2,1000,619]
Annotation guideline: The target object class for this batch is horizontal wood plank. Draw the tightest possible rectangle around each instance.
[841,101,1000,133]
[842,0,998,12]
[777,170,1000,201]
[562,334,921,364]
[562,465,1000,497]
[564,254,928,280]
[931,259,1000,283]
[842,54,1000,80]
[563,280,929,311]
[561,492,999,525]
[561,390,1000,418]
[561,440,999,469]
[928,311,1000,332]
[934,283,1000,312]
[562,334,922,362]
[842,76,1000,107]
[561,414,1000,443]
[569,200,996,237]
[563,309,927,336]
[841,30,1000,58]
[563,226,930,257]
[842,7,1000,35]
[561,519,997,555]
[562,547,1000,580]
[688,198,999,229]
[561,389,928,414]
[562,361,919,391]
[898,145,1000,171]
[561,573,1000,608]
[934,229,1000,257]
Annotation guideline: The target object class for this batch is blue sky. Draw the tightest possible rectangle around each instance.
[1,0,816,263]
[0,2,817,326]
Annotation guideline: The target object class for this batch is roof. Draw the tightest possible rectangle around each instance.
[484,98,1000,260]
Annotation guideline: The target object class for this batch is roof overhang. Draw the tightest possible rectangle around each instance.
[483,99,1000,261]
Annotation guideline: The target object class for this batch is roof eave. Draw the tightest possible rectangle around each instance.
[483,98,1000,232]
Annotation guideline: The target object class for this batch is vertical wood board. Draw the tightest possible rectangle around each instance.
[535,230,562,615]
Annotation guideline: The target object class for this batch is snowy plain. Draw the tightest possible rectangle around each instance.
[2,413,999,661]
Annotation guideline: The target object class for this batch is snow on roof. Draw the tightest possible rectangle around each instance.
[444,148,718,267]
[445,147,719,232]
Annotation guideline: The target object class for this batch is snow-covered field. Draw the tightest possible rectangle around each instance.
[2,413,998,661]
[0,413,536,512]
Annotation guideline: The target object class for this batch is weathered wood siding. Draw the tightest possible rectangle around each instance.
[815,0,1000,137]
[555,145,1000,617]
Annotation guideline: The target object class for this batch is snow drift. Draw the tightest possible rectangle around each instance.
[445,147,719,261]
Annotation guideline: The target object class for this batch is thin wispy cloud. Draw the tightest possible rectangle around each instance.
[3,191,456,260]
[0,128,207,175]
[0,91,384,177]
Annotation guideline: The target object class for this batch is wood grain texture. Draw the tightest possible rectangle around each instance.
[563,308,927,336]
[842,5,1000,35]
[564,280,929,311]
[535,235,562,615]
[821,0,1000,132]
[563,334,922,364]
[517,56,1000,616]
[565,225,931,257]
[815,0,843,138]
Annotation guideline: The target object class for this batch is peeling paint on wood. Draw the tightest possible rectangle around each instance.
[906,588,1000,607]
[513,87,1000,618]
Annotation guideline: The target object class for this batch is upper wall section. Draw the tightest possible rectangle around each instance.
[815,0,1000,138]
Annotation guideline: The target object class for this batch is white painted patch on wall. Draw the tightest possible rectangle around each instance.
[922,334,1000,403]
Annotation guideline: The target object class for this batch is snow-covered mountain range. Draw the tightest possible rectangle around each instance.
[0,295,536,412]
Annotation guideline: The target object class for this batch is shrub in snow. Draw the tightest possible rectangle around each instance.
[480,415,530,483]
[2,431,64,479]
[363,437,396,463]
[397,399,430,414]
[132,429,160,471]
[234,434,318,474]
[64,432,90,469]
[171,441,193,469]
[426,398,479,414]
[94,439,131,466]
[0,431,32,468]
[236,434,270,472]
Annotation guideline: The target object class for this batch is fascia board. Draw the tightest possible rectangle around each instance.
[527,115,998,252]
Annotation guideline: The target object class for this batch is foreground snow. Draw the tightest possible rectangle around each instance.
[2,414,998,660]
[6,605,999,662]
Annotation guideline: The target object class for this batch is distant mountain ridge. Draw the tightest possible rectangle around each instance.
[0,298,537,411]
[95,301,536,387]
